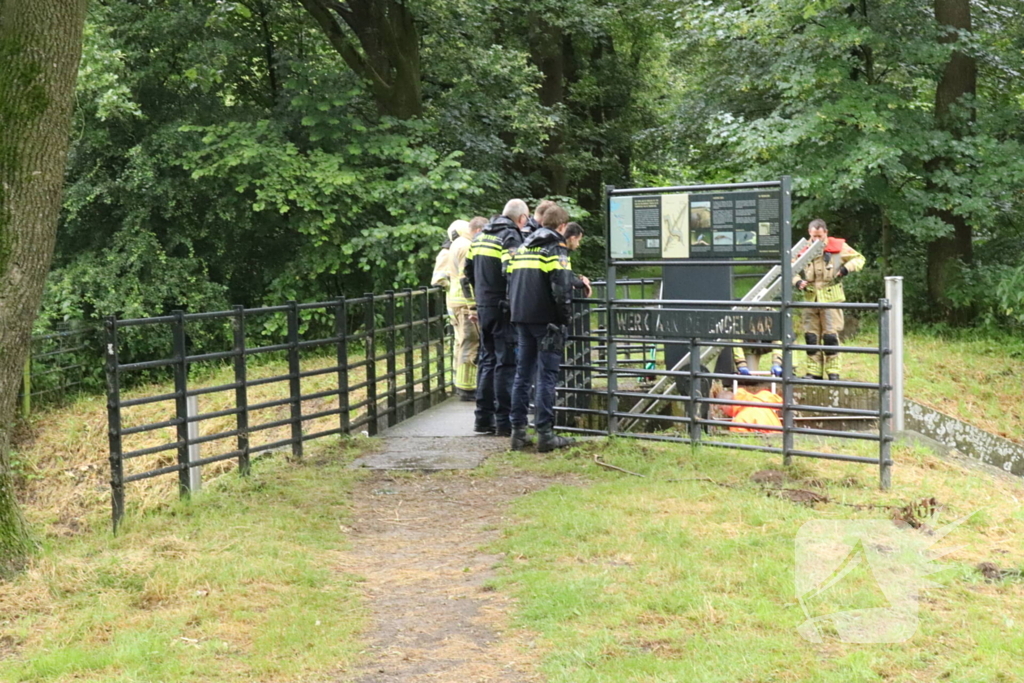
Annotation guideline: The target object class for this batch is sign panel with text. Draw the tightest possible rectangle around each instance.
[608,186,783,260]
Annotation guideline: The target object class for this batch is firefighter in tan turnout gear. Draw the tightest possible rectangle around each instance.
[445,218,484,400]
[793,218,865,380]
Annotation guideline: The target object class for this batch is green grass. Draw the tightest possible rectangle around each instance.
[845,323,1024,444]
[0,439,367,683]
[486,439,1024,682]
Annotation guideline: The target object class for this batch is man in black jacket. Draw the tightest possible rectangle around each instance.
[522,199,555,236]
[463,199,528,435]
[507,204,576,452]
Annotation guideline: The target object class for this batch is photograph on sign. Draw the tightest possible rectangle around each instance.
[609,196,634,259]
[660,193,689,259]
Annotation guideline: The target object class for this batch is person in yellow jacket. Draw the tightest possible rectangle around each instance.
[430,223,461,288]
[446,217,484,400]
[793,218,865,380]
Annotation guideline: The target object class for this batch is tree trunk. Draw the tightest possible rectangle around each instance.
[926,0,976,323]
[530,18,568,196]
[297,0,422,119]
[0,0,88,578]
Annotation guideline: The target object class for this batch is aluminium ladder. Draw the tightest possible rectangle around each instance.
[618,237,824,432]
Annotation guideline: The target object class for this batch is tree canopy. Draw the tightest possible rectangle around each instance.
[40,0,1024,341]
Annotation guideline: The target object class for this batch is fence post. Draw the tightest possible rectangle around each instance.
[884,276,904,433]
[171,310,191,497]
[689,337,701,445]
[779,175,795,467]
[435,288,448,397]
[384,291,398,428]
[606,266,618,434]
[287,301,303,458]
[335,297,350,435]
[878,298,893,490]
[364,293,378,436]
[420,287,432,400]
[104,317,125,531]
[232,306,250,475]
[403,289,415,419]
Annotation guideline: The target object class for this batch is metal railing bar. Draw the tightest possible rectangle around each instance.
[187,382,242,398]
[786,449,881,464]
[33,345,90,359]
[184,450,246,468]
[122,440,183,460]
[120,391,181,408]
[185,349,239,364]
[249,437,299,454]
[186,406,244,423]
[244,342,292,355]
[115,315,177,328]
[789,426,880,441]
[247,395,294,412]
[699,439,785,455]
[247,416,295,434]
[182,310,233,322]
[119,357,178,372]
[300,407,343,422]
[120,418,182,436]
[189,428,244,447]
[245,373,295,389]
[303,426,346,441]
[123,463,184,483]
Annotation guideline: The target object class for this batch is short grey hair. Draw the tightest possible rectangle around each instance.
[502,198,529,222]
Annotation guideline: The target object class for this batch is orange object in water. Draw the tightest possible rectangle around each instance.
[723,388,782,433]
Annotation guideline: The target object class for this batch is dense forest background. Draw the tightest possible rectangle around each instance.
[43,0,1024,338]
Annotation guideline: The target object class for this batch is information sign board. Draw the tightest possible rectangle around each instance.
[608,187,783,260]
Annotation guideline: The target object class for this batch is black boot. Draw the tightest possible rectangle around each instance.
[536,428,575,453]
[473,418,496,435]
[510,427,534,451]
[827,373,840,381]
[804,373,823,380]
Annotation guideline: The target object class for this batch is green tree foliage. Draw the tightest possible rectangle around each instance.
[657,0,1024,322]
[42,0,1024,339]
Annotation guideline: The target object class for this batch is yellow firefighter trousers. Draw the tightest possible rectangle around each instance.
[801,307,844,377]
[451,305,479,391]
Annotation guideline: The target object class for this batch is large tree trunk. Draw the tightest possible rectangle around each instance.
[0,0,88,578]
[926,0,976,323]
[297,0,422,119]
[530,17,569,196]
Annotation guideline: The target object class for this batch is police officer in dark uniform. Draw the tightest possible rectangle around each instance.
[522,199,555,236]
[463,199,529,435]
[507,204,576,452]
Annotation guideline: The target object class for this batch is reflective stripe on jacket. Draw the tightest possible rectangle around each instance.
[508,227,573,325]
[464,216,523,307]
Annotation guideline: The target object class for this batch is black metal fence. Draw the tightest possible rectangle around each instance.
[104,288,451,529]
[556,279,893,488]
[18,323,101,417]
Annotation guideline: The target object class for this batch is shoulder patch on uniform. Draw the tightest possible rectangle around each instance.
[559,254,569,268]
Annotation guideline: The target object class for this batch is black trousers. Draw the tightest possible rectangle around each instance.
[511,323,563,430]
[475,305,516,429]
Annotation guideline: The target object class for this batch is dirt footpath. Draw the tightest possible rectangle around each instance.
[337,468,574,683]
